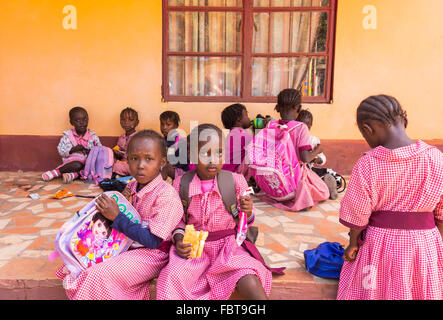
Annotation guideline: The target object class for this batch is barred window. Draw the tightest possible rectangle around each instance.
[162,0,336,103]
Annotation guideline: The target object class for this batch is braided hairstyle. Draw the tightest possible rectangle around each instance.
[127,129,167,158]
[357,95,408,128]
[221,103,246,130]
[120,107,139,121]
[275,88,303,114]
[160,111,180,127]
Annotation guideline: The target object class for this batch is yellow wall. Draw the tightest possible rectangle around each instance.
[1,0,442,139]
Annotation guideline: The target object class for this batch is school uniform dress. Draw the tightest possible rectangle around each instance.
[337,140,443,300]
[112,131,137,176]
[256,120,329,212]
[55,174,184,300]
[156,172,273,300]
[222,127,254,175]
[56,129,101,168]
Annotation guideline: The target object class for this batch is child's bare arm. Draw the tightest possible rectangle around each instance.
[300,144,324,163]
[343,229,363,262]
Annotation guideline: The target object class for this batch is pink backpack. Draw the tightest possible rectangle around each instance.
[81,146,114,185]
[246,120,302,201]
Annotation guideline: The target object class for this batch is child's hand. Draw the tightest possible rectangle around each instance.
[95,194,120,221]
[239,195,253,218]
[113,148,123,160]
[313,144,324,155]
[122,187,132,203]
[343,244,359,262]
[313,157,324,165]
[69,145,86,154]
[174,233,192,259]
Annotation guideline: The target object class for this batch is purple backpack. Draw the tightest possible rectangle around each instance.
[80,146,114,185]
[50,191,141,280]
[246,120,302,201]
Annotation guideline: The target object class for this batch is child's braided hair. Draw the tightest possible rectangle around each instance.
[357,95,408,128]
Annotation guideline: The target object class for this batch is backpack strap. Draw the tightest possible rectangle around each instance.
[178,170,196,224]
[216,170,240,219]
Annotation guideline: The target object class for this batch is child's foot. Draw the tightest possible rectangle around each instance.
[62,172,79,184]
[324,173,338,200]
[42,169,60,181]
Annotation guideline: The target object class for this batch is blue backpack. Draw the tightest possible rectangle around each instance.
[303,242,344,279]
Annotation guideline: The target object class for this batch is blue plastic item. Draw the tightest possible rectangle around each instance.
[303,242,345,279]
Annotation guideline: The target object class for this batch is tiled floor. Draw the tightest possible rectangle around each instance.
[0,171,349,300]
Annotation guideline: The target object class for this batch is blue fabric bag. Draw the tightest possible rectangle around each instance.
[303,242,345,279]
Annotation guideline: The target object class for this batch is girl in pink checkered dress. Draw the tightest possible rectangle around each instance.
[112,107,139,177]
[56,130,184,300]
[337,95,443,300]
[156,124,284,300]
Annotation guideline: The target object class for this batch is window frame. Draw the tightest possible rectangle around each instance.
[162,0,337,103]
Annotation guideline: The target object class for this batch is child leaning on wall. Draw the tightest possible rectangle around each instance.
[42,106,101,184]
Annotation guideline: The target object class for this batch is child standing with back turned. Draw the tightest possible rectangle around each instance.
[337,95,443,300]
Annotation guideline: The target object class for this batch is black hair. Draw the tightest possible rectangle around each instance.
[160,111,180,127]
[221,103,246,130]
[275,88,302,114]
[120,107,139,121]
[69,106,88,120]
[296,109,313,124]
[187,123,224,160]
[357,95,408,128]
[92,212,112,238]
[127,129,167,158]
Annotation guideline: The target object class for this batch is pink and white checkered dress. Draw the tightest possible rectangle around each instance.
[55,174,184,300]
[156,172,273,300]
[112,131,137,176]
[337,140,443,300]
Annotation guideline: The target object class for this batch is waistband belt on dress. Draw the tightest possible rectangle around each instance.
[369,211,436,230]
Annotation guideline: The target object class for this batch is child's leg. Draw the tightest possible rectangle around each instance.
[59,161,83,183]
[236,274,268,300]
[323,173,338,200]
[59,161,84,174]
[42,169,61,181]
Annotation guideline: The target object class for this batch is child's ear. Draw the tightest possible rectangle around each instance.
[361,122,374,136]
[160,157,167,169]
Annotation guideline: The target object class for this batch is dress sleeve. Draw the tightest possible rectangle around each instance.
[295,124,313,154]
[172,176,187,231]
[339,157,373,230]
[57,134,72,159]
[112,213,163,249]
[147,186,184,240]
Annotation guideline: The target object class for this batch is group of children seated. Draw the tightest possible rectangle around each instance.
[43,88,443,301]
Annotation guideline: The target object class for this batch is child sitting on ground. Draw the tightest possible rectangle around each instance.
[42,106,101,183]
[159,111,187,180]
[250,88,333,211]
[156,124,283,300]
[296,109,337,200]
[112,107,139,177]
[221,103,253,175]
[56,130,184,299]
